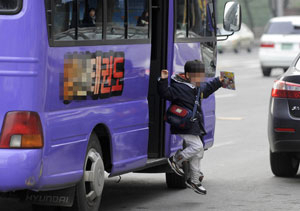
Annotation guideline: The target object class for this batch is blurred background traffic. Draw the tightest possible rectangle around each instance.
[216,0,300,78]
[217,0,300,38]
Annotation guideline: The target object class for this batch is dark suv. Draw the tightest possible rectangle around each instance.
[268,53,300,177]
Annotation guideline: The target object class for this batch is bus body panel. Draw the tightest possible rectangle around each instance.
[0,0,49,192]
[44,44,151,179]
[0,0,47,133]
[0,0,219,193]
[0,149,42,192]
[0,0,151,191]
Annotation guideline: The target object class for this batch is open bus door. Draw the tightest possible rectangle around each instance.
[147,0,169,158]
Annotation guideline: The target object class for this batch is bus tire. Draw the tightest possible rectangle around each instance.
[165,173,186,189]
[67,133,105,211]
[270,151,299,177]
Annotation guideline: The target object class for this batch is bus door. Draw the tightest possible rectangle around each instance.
[170,0,217,153]
[147,0,169,158]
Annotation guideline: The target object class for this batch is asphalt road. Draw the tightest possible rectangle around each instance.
[1,48,300,211]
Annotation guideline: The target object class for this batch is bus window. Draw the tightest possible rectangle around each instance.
[176,0,215,39]
[0,0,22,15]
[53,0,76,41]
[175,0,188,38]
[78,0,103,40]
[106,0,125,40]
[128,0,149,39]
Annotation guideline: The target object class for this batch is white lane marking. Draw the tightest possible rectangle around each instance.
[217,64,260,70]
[217,117,244,121]
[214,141,234,148]
[215,93,237,99]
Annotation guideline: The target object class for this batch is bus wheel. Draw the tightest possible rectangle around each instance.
[165,173,186,189]
[70,133,105,211]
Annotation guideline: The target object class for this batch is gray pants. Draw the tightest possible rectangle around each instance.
[175,134,204,184]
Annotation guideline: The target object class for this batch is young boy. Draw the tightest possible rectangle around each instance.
[157,60,224,195]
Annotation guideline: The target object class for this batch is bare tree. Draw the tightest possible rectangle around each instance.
[269,0,276,16]
[243,0,254,31]
[269,0,290,16]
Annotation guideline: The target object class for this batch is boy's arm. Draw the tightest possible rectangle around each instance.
[157,70,177,101]
[201,77,223,98]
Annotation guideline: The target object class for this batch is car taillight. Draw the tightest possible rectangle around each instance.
[0,111,44,149]
[260,42,275,48]
[272,80,300,99]
[274,128,295,132]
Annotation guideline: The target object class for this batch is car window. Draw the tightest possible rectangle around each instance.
[266,21,300,35]
[296,57,300,71]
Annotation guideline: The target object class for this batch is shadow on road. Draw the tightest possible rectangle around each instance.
[100,176,198,211]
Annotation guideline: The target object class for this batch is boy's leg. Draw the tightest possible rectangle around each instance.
[168,135,202,177]
[189,147,204,184]
[177,135,203,165]
[182,140,190,182]
[179,135,204,183]
[178,135,207,194]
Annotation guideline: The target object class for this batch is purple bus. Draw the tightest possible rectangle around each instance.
[0,0,240,210]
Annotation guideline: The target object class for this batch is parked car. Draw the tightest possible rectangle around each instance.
[217,23,255,54]
[268,52,300,177]
[259,16,300,77]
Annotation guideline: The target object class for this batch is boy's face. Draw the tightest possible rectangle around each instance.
[186,72,205,86]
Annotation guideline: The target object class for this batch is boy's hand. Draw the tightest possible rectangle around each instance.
[161,69,169,79]
[219,75,225,87]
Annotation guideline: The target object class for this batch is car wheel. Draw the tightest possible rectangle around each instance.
[262,67,272,77]
[165,173,186,189]
[65,133,105,211]
[270,151,299,177]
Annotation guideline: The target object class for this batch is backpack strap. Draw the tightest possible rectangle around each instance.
[190,87,202,122]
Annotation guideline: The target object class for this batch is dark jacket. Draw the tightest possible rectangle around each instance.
[82,16,96,27]
[158,73,222,136]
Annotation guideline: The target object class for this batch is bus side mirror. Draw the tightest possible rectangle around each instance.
[223,1,241,32]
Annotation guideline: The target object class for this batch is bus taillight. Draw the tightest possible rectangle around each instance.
[0,112,44,149]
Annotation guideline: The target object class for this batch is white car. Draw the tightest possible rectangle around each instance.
[259,16,300,76]
[217,23,255,54]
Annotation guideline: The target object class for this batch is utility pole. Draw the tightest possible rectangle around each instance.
[276,0,284,16]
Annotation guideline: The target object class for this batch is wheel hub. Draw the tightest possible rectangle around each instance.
[84,148,104,204]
